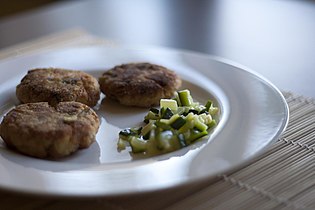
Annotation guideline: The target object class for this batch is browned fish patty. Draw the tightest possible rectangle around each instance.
[99,63,182,107]
[0,102,100,159]
[16,68,100,107]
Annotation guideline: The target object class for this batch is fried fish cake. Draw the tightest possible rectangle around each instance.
[99,62,182,107]
[0,102,100,159]
[16,68,100,107]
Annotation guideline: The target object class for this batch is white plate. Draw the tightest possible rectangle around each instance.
[0,46,288,197]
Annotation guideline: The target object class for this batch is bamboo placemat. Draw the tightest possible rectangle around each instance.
[0,28,116,61]
[164,92,315,210]
[0,29,314,210]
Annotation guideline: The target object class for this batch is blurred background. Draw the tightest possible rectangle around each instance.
[0,0,314,97]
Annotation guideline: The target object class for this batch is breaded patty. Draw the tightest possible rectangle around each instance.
[99,63,182,107]
[0,102,100,159]
[16,68,100,107]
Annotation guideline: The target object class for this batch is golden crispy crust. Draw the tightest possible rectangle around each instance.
[99,63,182,107]
[0,102,100,159]
[16,68,100,107]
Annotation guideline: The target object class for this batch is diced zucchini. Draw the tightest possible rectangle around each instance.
[160,114,180,125]
[198,113,212,125]
[205,99,219,115]
[144,111,159,122]
[176,107,186,115]
[185,112,195,120]
[130,137,147,153]
[150,108,159,114]
[141,121,156,139]
[178,89,192,106]
[119,128,138,137]
[117,89,219,155]
[209,106,219,115]
[155,120,172,130]
[157,130,173,150]
[194,119,208,132]
[160,99,178,111]
[173,91,182,106]
[205,100,213,110]
[178,113,195,133]
[177,133,187,148]
[119,128,141,141]
[171,116,186,129]
[188,129,208,142]
[187,109,199,115]
[160,107,174,119]
[117,138,127,151]
[143,132,150,140]
[198,109,209,115]
[207,119,217,128]
[145,137,159,154]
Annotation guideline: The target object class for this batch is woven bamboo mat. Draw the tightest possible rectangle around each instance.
[0,30,314,210]
[163,92,315,210]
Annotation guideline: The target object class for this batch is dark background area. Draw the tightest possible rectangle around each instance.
[0,0,63,18]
